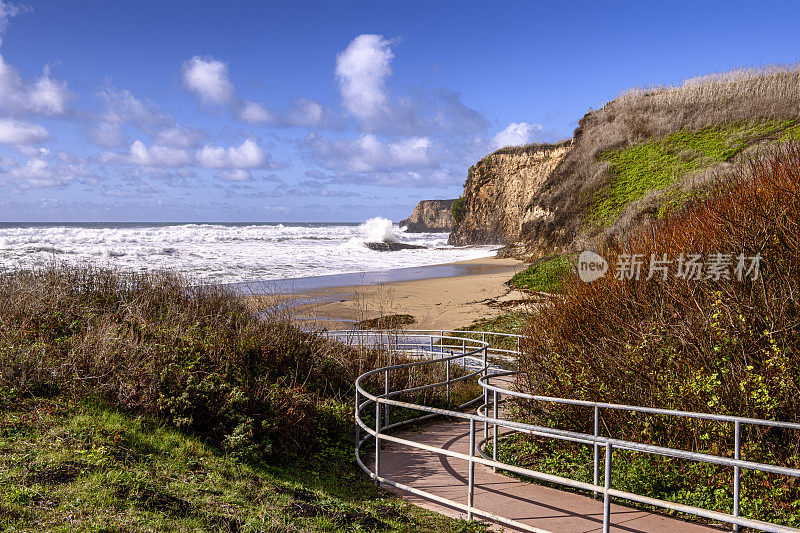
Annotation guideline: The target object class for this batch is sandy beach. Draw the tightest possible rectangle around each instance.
[256,257,529,330]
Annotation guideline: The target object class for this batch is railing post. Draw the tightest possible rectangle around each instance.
[429,334,433,353]
[733,420,741,532]
[467,418,476,521]
[462,338,465,355]
[593,404,600,498]
[516,336,520,355]
[440,330,444,354]
[374,400,381,485]
[493,389,499,472]
[355,389,360,458]
[483,345,489,440]
[603,443,612,533]
[384,369,390,429]
[446,355,451,406]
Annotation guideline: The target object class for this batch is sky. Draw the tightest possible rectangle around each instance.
[1,1,800,223]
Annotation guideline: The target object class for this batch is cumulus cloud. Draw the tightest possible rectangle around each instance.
[215,169,253,182]
[305,133,436,173]
[0,56,73,117]
[197,138,269,169]
[27,66,72,115]
[90,84,204,149]
[1,150,91,189]
[335,34,393,123]
[181,56,236,106]
[0,118,51,144]
[237,99,274,123]
[492,122,542,148]
[128,140,192,168]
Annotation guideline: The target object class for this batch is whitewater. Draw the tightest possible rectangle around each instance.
[0,218,497,284]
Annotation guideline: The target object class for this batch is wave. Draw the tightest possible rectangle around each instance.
[0,221,498,283]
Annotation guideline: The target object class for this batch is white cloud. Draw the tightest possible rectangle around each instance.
[0,55,72,117]
[0,118,50,144]
[181,56,236,106]
[128,140,192,168]
[306,133,435,173]
[492,122,542,148]
[91,85,204,149]
[0,1,27,47]
[196,138,268,169]
[237,99,274,123]
[335,34,393,123]
[154,125,204,149]
[27,66,72,115]
[1,151,89,189]
[215,169,252,182]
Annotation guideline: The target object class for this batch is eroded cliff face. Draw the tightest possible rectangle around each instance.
[448,142,571,246]
[399,199,456,232]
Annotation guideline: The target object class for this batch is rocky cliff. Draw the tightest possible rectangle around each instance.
[448,141,571,246]
[399,199,456,232]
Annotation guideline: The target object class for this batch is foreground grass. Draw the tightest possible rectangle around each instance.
[0,392,486,532]
[587,118,800,227]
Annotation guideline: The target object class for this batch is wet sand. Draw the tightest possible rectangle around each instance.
[244,257,530,330]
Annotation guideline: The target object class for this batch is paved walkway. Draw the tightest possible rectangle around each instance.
[376,414,721,532]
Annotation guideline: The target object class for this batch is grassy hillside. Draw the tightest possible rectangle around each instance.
[0,393,479,532]
[513,145,800,526]
[519,64,800,257]
[0,264,486,532]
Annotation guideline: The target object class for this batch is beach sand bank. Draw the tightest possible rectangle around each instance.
[247,257,529,330]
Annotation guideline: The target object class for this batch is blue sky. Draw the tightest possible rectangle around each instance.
[1,0,799,222]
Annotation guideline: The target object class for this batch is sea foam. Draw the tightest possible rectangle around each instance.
[0,222,497,283]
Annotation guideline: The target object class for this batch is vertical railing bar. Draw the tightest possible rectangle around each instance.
[493,389,499,472]
[603,443,612,533]
[733,420,741,532]
[384,369,390,429]
[374,399,381,485]
[468,418,476,521]
[446,354,451,406]
[593,404,600,499]
[483,345,489,440]
[355,389,360,459]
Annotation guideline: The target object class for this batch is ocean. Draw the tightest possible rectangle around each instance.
[0,218,497,284]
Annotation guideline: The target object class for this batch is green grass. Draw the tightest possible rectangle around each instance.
[0,392,488,532]
[507,255,572,293]
[587,119,799,228]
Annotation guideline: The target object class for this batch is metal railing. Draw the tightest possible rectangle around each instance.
[331,329,800,533]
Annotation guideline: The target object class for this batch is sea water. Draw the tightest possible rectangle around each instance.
[0,218,497,284]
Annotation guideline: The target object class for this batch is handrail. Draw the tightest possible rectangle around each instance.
[329,329,800,533]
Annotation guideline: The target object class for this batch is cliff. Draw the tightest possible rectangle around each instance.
[399,199,456,233]
[450,66,800,259]
[448,142,570,246]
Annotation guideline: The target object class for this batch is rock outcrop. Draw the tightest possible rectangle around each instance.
[448,142,571,246]
[366,242,426,251]
[399,199,456,233]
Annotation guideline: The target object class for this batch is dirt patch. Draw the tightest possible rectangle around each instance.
[114,483,192,517]
[355,314,416,329]
[27,460,95,484]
